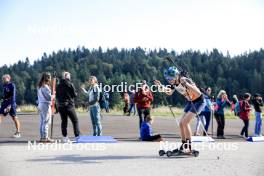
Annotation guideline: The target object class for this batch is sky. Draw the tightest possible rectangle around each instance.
[0,0,264,66]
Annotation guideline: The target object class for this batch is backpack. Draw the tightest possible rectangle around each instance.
[234,101,243,116]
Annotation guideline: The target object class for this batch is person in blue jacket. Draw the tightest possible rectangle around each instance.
[140,115,163,142]
[0,74,21,138]
[214,90,231,139]
[194,87,214,136]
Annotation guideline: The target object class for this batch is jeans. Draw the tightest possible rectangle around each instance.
[195,115,206,134]
[100,101,110,113]
[89,104,102,136]
[129,103,136,115]
[214,113,225,136]
[39,103,51,139]
[201,111,211,133]
[58,105,80,137]
[241,119,249,137]
[105,101,110,112]
[254,112,262,136]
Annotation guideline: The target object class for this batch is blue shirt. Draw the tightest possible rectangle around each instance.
[140,122,152,140]
[2,82,16,106]
[203,94,212,112]
[215,98,230,115]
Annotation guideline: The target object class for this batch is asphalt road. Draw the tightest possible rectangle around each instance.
[0,113,262,143]
[1,113,264,176]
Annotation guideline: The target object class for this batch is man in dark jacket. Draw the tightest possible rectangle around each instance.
[57,72,80,142]
[0,74,21,138]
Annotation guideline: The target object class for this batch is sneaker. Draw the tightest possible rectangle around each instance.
[62,136,71,143]
[194,132,200,136]
[39,137,55,143]
[13,132,21,138]
[243,136,249,140]
[75,136,80,142]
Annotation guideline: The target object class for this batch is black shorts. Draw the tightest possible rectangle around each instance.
[184,95,206,114]
[142,134,162,141]
[0,102,17,117]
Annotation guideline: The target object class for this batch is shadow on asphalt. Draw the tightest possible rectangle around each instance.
[0,140,29,144]
[27,154,167,164]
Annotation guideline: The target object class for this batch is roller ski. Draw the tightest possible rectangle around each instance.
[159,140,199,157]
[159,149,199,158]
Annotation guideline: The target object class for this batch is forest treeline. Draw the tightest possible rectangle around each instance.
[0,47,263,108]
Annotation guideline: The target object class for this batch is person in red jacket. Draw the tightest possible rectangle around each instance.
[239,93,252,139]
[134,80,154,131]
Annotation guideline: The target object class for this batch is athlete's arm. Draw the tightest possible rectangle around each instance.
[154,80,175,96]
[179,77,201,96]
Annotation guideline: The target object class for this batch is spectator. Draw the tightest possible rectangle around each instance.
[0,74,21,138]
[57,72,80,143]
[231,95,239,115]
[134,80,153,131]
[194,87,213,136]
[214,90,231,139]
[101,91,110,113]
[37,72,54,142]
[252,93,263,137]
[239,93,252,139]
[82,76,102,136]
[140,115,163,142]
[123,92,130,115]
[128,88,136,116]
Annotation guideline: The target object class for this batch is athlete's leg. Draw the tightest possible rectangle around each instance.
[11,116,21,133]
[181,111,196,140]
[179,113,187,140]
[10,106,20,133]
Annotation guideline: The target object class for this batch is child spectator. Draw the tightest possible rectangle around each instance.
[140,115,163,142]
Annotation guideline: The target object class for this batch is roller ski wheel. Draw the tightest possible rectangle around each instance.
[159,150,166,156]
[192,150,199,157]
[166,151,173,157]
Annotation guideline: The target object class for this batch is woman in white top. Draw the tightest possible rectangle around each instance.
[37,72,54,143]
